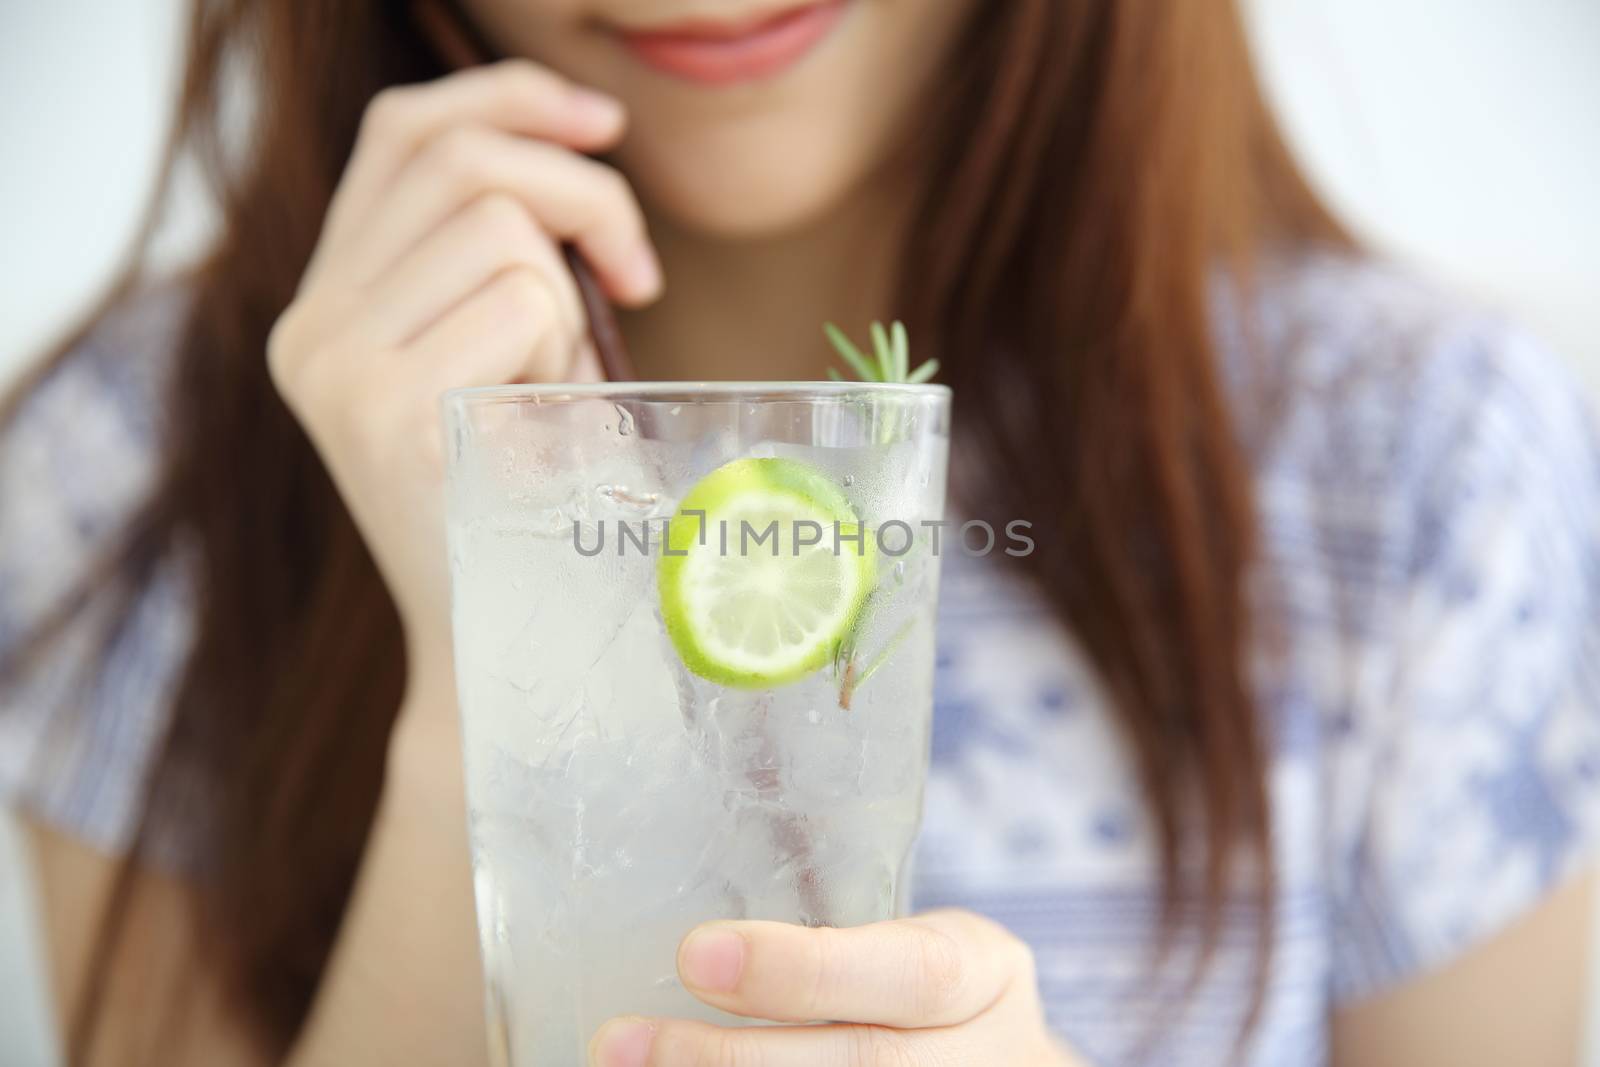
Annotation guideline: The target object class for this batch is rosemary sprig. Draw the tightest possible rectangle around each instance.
[822,321,939,709]
[836,617,917,711]
[824,320,939,385]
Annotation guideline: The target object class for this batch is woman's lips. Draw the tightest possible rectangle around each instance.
[615,1,849,87]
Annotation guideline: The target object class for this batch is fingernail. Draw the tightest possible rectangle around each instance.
[623,244,663,300]
[679,925,746,993]
[571,87,625,129]
[589,1017,655,1067]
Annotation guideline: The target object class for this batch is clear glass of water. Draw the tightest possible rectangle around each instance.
[442,382,951,1066]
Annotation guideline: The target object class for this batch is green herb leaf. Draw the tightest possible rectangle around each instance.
[824,322,881,382]
[869,322,892,381]
[824,320,938,385]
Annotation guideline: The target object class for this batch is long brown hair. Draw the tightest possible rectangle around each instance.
[14,0,1346,1059]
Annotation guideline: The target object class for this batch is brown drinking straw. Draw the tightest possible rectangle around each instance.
[561,247,638,382]
[413,0,638,382]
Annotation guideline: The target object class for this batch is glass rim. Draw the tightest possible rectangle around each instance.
[443,380,952,406]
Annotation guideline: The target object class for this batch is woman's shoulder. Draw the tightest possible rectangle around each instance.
[0,283,194,857]
[2,285,187,626]
[1236,254,1600,1000]
[1240,250,1600,666]
[1239,251,1596,474]
[1235,252,1599,575]
[6,282,186,439]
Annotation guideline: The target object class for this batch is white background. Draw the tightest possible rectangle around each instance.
[1248,0,1600,397]
[2,1,191,380]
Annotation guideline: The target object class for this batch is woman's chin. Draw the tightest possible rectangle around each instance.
[618,138,863,242]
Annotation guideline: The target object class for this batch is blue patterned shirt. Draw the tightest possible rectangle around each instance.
[3,256,1599,1065]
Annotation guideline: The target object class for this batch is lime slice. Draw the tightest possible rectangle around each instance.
[658,457,875,688]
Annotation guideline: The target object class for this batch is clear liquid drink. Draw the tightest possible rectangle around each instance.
[443,384,951,1066]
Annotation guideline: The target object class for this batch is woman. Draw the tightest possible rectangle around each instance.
[3,0,1597,1064]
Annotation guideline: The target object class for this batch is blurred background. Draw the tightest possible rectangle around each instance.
[3,0,1599,396]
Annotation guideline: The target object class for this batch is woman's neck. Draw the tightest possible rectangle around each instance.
[620,180,911,383]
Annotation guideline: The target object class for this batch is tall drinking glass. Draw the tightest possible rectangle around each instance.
[442,383,951,1066]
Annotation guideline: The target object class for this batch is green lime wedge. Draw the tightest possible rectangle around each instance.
[658,457,876,688]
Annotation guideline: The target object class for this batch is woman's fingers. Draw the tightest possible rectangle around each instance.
[266,62,641,669]
[335,125,659,305]
[589,1017,945,1067]
[589,913,1061,1066]
[674,909,1036,1028]
[357,191,582,347]
[404,265,600,389]
[323,59,626,254]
